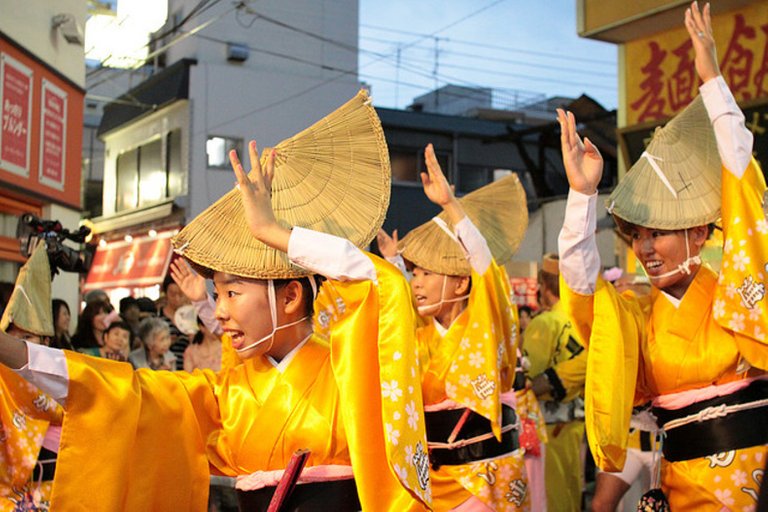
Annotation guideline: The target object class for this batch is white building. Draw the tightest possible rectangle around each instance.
[86,0,360,300]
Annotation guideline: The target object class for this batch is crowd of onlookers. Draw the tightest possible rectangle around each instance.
[4,272,223,375]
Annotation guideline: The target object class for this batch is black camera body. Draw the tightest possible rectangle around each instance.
[17,213,95,276]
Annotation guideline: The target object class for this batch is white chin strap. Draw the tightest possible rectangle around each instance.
[642,229,701,281]
[416,274,469,315]
[235,279,310,353]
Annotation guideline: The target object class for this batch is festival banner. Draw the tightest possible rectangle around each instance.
[0,53,33,177]
[38,79,67,191]
[625,2,768,125]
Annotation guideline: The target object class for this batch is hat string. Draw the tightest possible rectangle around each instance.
[641,151,678,198]
[235,279,309,354]
[642,229,702,281]
[416,274,469,316]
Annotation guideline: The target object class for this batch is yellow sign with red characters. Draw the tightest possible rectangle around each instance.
[625,2,768,125]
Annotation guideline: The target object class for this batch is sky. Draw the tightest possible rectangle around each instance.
[358,0,618,111]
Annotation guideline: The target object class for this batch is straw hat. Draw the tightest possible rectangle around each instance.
[608,96,722,230]
[398,173,528,276]
[0,243,54,337]
[173,89,391,279]
[541,253,559,276]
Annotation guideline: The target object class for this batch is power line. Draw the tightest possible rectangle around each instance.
[361,23,616,66]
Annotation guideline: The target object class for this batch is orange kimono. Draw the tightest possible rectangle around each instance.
[49,255,431,511]
[0,366,62,512]
[418,260,531,511]
[561,159,768,510]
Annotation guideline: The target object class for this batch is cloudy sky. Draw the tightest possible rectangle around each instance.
[358,0,618,110]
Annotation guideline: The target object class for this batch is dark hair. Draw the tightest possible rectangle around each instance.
[162,274,176,293]
[119,296,139,314]
[136,297,157,314]
[72,300,113,349]
[191,317,205,345]
[272,276,325,318]
[52,299,70,328]
[105,320,132,335]
[518,305,534,317]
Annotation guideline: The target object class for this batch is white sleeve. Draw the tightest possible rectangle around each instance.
[192,294,222,336]
[454,217,492,275]
[558,189,601,295]
[385,254,409,278]
[13,342,70,405]
[699,76,754,179]
[287,226,377,282]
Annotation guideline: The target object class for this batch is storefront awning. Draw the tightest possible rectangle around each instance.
[83,230,177,291]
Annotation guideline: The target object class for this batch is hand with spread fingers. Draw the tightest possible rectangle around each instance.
[684,1,720,83]
[557,108,603,196]
[230,140,291,252]
[170,259,207,303]
[376,228,399,258]
[421,143,465,223]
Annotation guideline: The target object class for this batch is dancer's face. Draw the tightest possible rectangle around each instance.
[629,225,707,298]
[213,272,274,359]
[410,266,466,318]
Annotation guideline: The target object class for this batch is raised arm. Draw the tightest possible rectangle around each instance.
[556,109,604,294]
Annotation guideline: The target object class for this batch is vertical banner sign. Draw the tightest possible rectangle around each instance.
[0,53,33,177]
[39,79,67,190]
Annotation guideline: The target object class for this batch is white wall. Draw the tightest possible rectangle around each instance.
[0,0,86,88]
[511,194,619,272]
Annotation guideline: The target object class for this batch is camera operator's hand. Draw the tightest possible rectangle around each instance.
[170,259,207,303]
[0,331,30,369]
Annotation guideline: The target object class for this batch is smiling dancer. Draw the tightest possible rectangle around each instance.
[556,2,767,509]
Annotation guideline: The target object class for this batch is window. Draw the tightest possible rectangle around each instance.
[390,147,452,183]
[206,136,242,169]
[458,165,491,193]
[115,130,182,212]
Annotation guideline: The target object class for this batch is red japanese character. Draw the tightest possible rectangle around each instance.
[667,39,697,112]
[630,41,668,122]
[720,14,756,100]
[753,23,768,97]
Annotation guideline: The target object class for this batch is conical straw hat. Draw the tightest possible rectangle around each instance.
[173,89,391,279]
[398,173,528,276]
[1,243,54,337]
[608,96,722,230]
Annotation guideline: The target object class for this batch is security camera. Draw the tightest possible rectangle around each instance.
[52,13,84,46]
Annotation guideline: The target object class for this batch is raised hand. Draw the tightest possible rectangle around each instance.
[684,1,719,83]
[421,143,465,223]
[230,140,290,252]
[170,259,207,302]
[557,109,603,195]
[376,228,399,258]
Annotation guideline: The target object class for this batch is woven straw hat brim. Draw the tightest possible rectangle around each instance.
[0,243,54,337]
[399,173,528,276]
[608,96,722,230]
[173,89,391,279]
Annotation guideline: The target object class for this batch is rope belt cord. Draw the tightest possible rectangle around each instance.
[427,422,518,451]
[662,397,768,431]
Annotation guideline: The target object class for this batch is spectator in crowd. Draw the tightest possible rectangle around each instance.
[71,300,112,351]
[136,297,156,320]
[118,296,141,349]
[518,304,535,333]
[159,273,190,369]
[79,317,132,363]
[129,317,175,370]
[50,299,73,350]
[83,289,110,307]
[183,317,222,372]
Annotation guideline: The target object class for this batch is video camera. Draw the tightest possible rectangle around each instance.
[16,213,95,277]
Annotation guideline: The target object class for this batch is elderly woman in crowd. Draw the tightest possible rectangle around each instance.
[128,317,176,370]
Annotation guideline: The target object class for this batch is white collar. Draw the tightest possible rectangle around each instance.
[267,333,312,374]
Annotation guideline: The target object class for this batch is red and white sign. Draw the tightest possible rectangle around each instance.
[0,53,33,177]
[39,79,67,191]
[509,277,538,308]
[84,231,177,291]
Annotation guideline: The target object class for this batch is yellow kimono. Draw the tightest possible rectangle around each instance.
[418,260,531,511]
[522,301,587,512]
[0,366,62,512]
[561,159,768,510]
[49,255,431,511]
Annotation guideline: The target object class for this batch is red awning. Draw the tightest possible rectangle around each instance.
[84,230,176,291]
